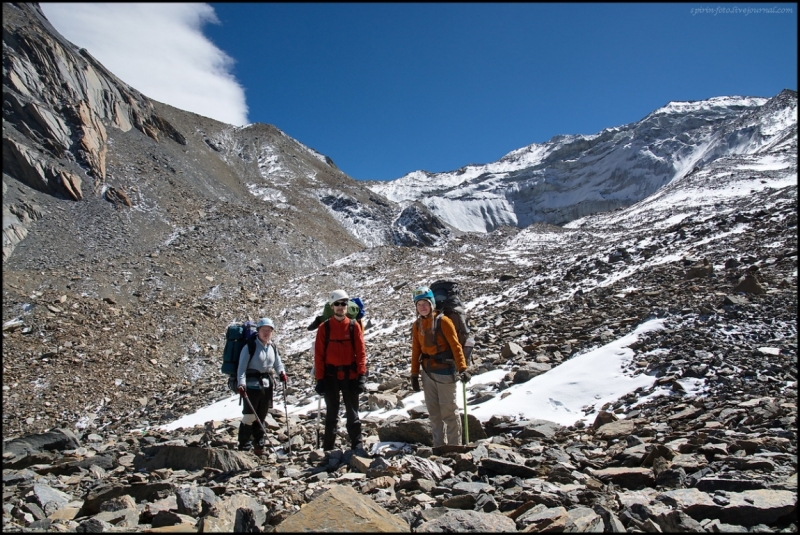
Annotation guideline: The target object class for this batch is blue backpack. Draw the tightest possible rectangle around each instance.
[221,321,270,392]
[350,297,366,321]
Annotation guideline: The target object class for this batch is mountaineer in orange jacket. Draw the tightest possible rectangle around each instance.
[410,286,470,447]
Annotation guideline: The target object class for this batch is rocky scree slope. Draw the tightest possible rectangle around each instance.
[2,0,450,435]
[2,153,797,532]
[1,3,797,531]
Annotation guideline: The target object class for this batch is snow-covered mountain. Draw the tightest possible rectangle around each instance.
[369,92,797,233]
[2,6,797,530]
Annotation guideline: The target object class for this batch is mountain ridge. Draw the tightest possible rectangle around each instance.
[1,4,797,532]
[369,90,796,232]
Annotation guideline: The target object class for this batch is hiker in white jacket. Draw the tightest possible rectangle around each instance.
[236,317,287,455]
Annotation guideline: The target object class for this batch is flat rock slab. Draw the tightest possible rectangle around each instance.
[133,445,256,472]
[481,458,538,478]
[276,484,409,532]
[417,509,517,532]
[2,428,81,462]
[658,488,797,527]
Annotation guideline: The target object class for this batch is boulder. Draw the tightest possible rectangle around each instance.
[417,509,516,532]
[276,484,408,532]
[133,445,256,472]
[2,428,81,463]
[378,418,433,446]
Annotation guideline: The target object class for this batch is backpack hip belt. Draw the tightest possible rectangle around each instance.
[324,362,358,378]
[422,348,454,363]
[245,370,273,392]
[421,349,455,374]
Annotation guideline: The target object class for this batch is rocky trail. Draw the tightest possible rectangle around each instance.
[3,178,796,532]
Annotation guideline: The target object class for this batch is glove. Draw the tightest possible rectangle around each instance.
[315,379,325,395]
[280,372,288,384]
[459,371,471,384]
[307,316,324,331]
[356,375,366,394]
[411,375,420,392]
[237,385,246,396]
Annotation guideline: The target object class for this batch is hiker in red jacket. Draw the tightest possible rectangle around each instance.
[314,289,368,454]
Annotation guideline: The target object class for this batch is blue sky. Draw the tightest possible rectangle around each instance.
[42,3,797,181]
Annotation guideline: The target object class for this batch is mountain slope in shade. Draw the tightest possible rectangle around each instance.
[2,3,451,267]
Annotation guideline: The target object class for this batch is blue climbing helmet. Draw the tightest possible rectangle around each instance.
[412,286,435,307]
[256,317,275,330]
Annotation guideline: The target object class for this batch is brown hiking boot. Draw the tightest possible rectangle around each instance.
[253,446,265,456]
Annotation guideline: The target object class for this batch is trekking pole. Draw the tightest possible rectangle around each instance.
[241,391,269,440]
[315,396,321,449]
[282,382,292,457]
[462,380,470,444]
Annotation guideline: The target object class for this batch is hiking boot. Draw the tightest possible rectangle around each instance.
[237,423,253,451]
[252,436,266,457]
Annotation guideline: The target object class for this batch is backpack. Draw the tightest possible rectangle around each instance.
[350,297,366,321]
[220,321,274,392]
[309,297,366,332]
[429,280,475,363]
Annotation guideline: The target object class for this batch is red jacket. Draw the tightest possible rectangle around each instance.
[314,316,367,380]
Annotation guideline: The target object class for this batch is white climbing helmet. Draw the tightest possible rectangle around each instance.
[329,289,349,304]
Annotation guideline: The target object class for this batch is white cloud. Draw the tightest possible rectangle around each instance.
[40,2,248,126]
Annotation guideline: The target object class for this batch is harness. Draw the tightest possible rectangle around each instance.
[417,314,456,376]
[323,319,358,379]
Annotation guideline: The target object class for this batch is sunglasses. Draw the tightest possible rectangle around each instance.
[332,300,348,307]
[412,288,429,298]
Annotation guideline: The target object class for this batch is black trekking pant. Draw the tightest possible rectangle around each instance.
[322,378,362,451]
[242,386,273,446]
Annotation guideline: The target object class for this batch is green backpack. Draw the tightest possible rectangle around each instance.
[307,298,366,331]
[321,301,360,321]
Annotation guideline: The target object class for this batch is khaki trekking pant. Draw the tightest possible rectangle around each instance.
[421,370,461,447]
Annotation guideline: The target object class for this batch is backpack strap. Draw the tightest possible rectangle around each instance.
[247,340,278,363]
[323,319,358,377]
[430,314,447,353]
[245,340,278,388]
[420,314,455,373]
[349,321,354,353]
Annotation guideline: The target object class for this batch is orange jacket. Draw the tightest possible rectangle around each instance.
[411,312,467,376]
[315,316,367,380]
